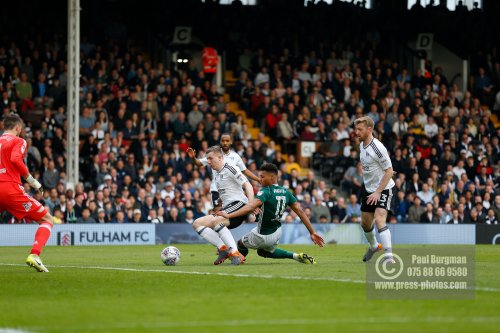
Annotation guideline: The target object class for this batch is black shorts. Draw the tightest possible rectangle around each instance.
[211,191,220,208]
[360,187,395,214]
[222,201,248,229]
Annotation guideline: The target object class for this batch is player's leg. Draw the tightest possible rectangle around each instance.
[193,214,232,265]
[374,207,394,263]
[2,183,53,272]
[26,211,53,272]
[212,216,245,265]
[237,239,249,257]
[361,211,379,248]
[374,188,395,263]
[17,187,54,272]
[210,217,237,253]
[213,201,251,265]
[239,228,293,261]
[361,211,382,262]
[257,248,291,259]
[360,187,380,251]
[30,211,54,256]
[248,228,316,264]
[260,247,317,264]
[256,248,316,264]
[259,229,294,260]
[192,214,225,250]
[193,213,244,265]
[237,227,261,258]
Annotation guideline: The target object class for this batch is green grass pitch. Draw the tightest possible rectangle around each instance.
[0,245,499,333]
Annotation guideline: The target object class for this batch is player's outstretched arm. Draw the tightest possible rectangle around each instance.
[242,169,261,183]
[290,202,325,247]
[243,181,255,201]
[216,198,263,219]
[186,147,203,167]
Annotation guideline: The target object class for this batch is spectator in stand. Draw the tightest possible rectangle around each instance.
[266,104,281,139]
[420,203,439,223]
[394,191,411,223]
[424,117,438,138]
[311,196,331,223]
[417,183,435,204]
[408,196,426,223]
[345,194,361,223]
[441,202,453,224]
[319,131,342,159]
[77,208,97,223]
[447,209,461,224]
[53,207,64,224]
[342,162,363,197]
[254,66,270,87]
[112,210,128,224]
[332,197,347,223]
[475,67,493,103]
[173,112,192,139]
[465,207,484,224]
[96,208,108,223]
[277,113,293,144]
[16,73,33,110]
[485,209,498,224]
[333,122,349,141]
[43,159,60,190]
[283,155,302,175]
[493,195,500,221]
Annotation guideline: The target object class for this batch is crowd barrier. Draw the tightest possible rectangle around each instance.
[0,223,498,246]
[0,224,155,246]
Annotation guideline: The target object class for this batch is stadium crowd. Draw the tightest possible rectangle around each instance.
[232,42,500,224]
[0,3,499,225]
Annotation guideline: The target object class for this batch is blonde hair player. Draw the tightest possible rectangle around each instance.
[186,133,261,212]
[353,116,396,264]
[191,146,254,265]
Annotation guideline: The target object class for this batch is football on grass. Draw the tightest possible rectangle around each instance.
[161,246,181,266]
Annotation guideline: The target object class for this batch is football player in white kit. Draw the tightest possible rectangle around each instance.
[353,116,396,264]
[191,146,255,265]
[186,133,260,211]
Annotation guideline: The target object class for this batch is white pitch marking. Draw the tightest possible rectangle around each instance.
[0,263,365,283]
[0,329,36,333]
[1,263,499,292]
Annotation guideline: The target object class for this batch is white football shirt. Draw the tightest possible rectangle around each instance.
[213,163,249,207]
[359,137,395,193]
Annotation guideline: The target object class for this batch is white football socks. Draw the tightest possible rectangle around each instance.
[195,226,224,248]
[378,226,392,254]
[363,225,379,250]
[215,223,238,254]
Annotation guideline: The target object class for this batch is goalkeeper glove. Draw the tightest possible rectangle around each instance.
[26,174,44,194]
